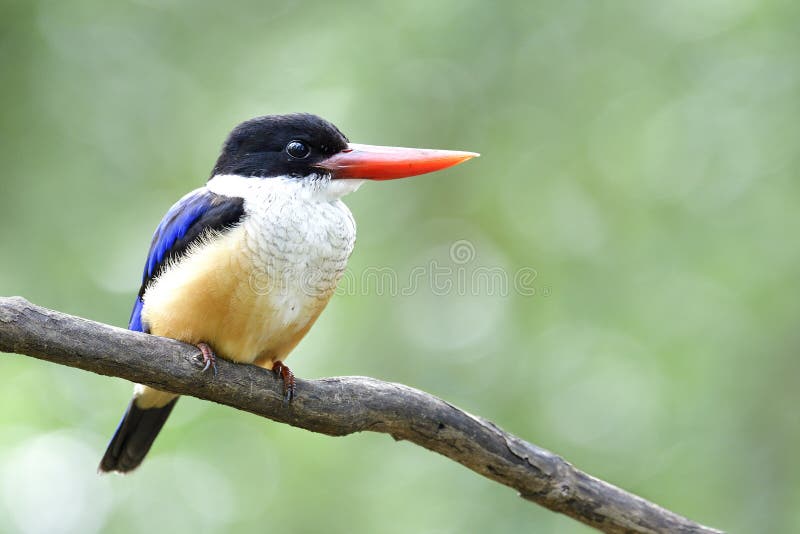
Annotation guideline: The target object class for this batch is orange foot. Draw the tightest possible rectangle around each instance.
[272,360,296,403]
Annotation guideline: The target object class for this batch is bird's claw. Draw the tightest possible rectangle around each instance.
[197,342,217,376]
[272,361,296,403]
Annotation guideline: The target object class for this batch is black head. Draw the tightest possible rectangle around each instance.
[210,113,349,179]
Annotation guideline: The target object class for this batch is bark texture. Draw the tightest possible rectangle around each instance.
[0,296,723,534]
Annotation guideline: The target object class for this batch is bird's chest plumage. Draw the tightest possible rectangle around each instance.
[141,178,356,366]
[243,191,355,304]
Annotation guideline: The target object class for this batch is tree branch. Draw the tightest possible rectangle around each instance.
[0,296,722,534]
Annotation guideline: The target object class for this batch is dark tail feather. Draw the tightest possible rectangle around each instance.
[99,398,178,473]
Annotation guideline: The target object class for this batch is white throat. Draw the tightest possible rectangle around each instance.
[207,173,365,203]
[205,172,359,304]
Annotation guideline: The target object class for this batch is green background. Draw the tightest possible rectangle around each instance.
[1,1,798,532]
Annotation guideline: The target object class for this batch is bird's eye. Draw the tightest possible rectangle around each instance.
[286,140,310,159]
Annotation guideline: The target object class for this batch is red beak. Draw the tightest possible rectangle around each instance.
[319,143,479,180]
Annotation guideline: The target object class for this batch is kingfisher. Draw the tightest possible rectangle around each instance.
[99,113,478,473]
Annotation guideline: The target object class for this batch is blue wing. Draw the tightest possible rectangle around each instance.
[128,187,245,332]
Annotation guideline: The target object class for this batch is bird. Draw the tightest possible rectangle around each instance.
[98,113,478,473]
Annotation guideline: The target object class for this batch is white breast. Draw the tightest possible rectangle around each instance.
[217,174,359,325]
[211,172,360,345]
[141,174,361,365]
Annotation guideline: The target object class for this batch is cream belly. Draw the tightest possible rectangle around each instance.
[136,175,358,407]
[141,225,331,366]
